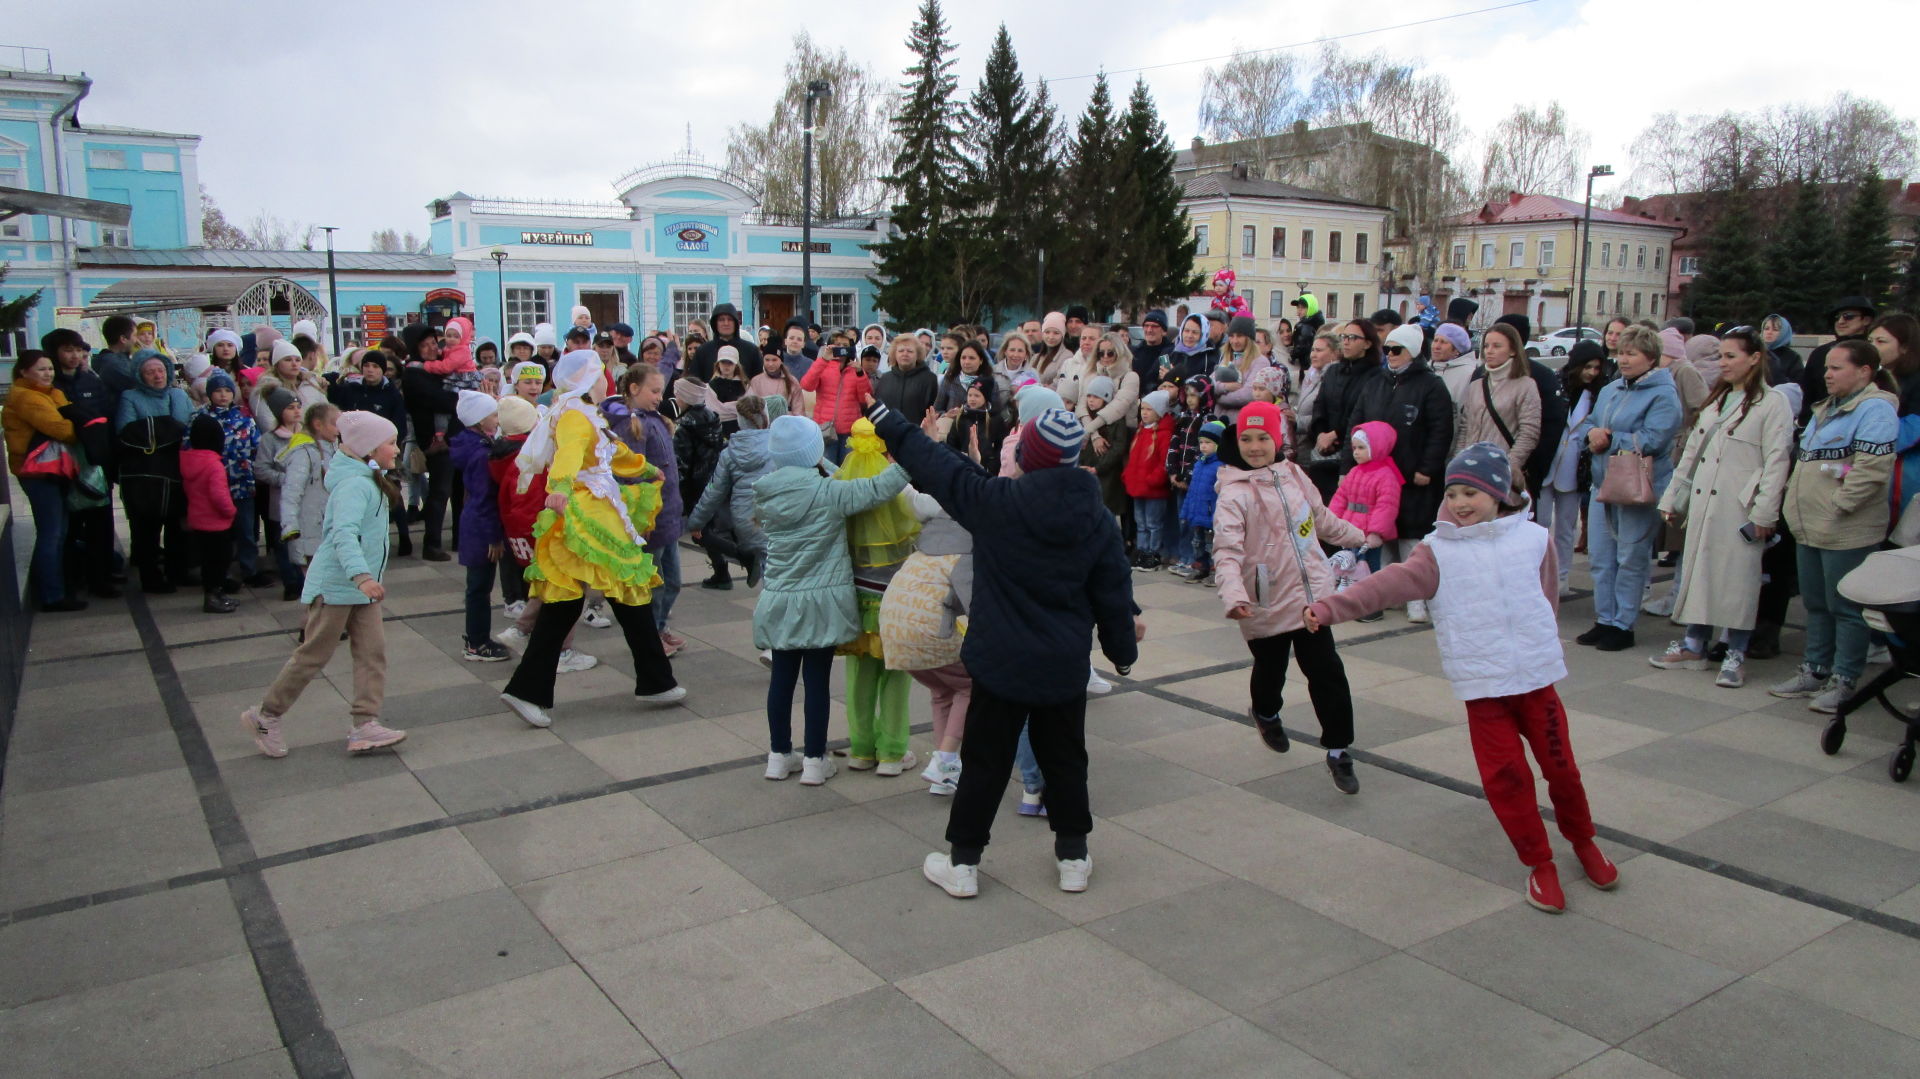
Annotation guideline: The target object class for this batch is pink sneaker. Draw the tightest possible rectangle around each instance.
[241,707,287,759]
[346,719,407,754]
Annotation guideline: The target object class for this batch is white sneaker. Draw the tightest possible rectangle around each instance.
[800,754,837,786]
[920,756,945,784]
[758,649,774,668]
[635,685,687,705]
[500,692,552,729]
[765,751,803,780]
[1868,644,1892,666]
[1768,664,1828,698]
[503,600,526,620]
[923,851,979,898]
[1406,599,1430,624]
[928,756,961,796]
[494,625,529,650]
[555,648,597,673]
[583,605,613,629]
[1086,670,1113,695]
[877,750,919,777]
[1716,650,1747,689]
[1558,581,1575,599]
[1057,854,1093,893]
[1643,591,1676,617]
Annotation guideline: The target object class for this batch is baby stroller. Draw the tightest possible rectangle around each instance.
[1820,545,1920,782]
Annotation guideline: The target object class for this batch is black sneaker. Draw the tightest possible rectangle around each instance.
[422,548,452,562]
[1595,626,1636,652]
[1575,623,1608,646]
[701,574,734,591]
[202,592,236,614]
[1327,753,1359,795]
[464,639,512,662]
[1706,640,1729,663]
[1252,710,1291,753]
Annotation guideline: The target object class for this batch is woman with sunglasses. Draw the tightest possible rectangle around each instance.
[1305,321,1386,499]
[1219,316,1288,423]
[1348,324,1455,621]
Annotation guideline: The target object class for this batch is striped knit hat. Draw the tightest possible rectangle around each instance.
[1016,407,1085,471]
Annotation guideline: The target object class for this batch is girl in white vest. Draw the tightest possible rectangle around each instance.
[1304,442,1618,916]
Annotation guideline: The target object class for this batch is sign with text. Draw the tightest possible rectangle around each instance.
[664,219,719,253]
[780,240,830,254]
[520,230,594,246]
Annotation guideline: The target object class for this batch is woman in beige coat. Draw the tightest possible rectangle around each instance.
[1453,323,1540,492]
[1072,333,1141,432]
[1649,328,1793,688]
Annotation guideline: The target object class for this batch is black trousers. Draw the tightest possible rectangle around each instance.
[1247,627,1354,750]
[195,528,232,591]
[699,533,739,577]
[503,595,675,708]
[66,505,116,591]
[421,450,452,552]
[128,508,190,584]
[947,686,1090,865]
[1756,523,1798,630]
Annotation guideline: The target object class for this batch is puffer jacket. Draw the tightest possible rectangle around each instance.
[3,381,74,475]
[751,462,910,651]
[277,434,335,559]
[674,404,726,510]
[1352,358,1454,539]
[1079,415,1133,516]
[450,427,504,567]
[1179,453,1223,528]
[1783,386,1899,550]
[686,424,775,555]
[199,402,258,501]
[115,416,186,518]
[1212,459,1365,640]
[301,453,390,605]
[800,359,871,436]
[1123,415,1174,499]
[1571,365,1683,497]
[179,447,237,532]
[1329,421,1402,540]
[876,362,939,422]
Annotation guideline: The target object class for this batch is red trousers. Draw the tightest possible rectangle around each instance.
[1464,685,1596,867]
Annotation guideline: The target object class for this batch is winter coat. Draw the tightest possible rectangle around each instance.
[1329,422,1403,541]
[1764,314,1802,388]
[750,462,910,651]
[879,504,974,672]
[199,403,258,501]
[1547,385,1599,494]
[301,453,390,605]
[254,425,294,505]
[1572,366,1684,497]
[1659,388,1794,630]
[1351,359,1454,540]
[179,447,236,532]
[113,381,192,434]
[687,303,764,381]
[400,363,459,450]
[1289,300,1325,366]
[1180,453,1223,528]
[1079,416,1133,516]
[91,348,139,412]
[1305,354,1381,486]
[52,365,114,469]
[1164,384,1220,486]
[686,424,775,556]
[869,403,1138,704]
[1212,459,1365,640]
[450,428,504,567]
[603,400,682,544]
[875,363,939,423]
[673,404,726,510]
[251,371,326,432]
[1456,366,1542,487]
[800,360,871,435]
[1123,416,1175,499]
[946,406,1008,466]
[329,376,410,448]
[747,371,806,418]
[1782,386,1899,551]
[115,416,186,519]
[1892,368,1920,522]
[3,381,75,475]
[498,435,545,567]
[1130,337,1174,391]
[277,435,335,560]
[1073,362,1142,433]
[1798,334,1869,424]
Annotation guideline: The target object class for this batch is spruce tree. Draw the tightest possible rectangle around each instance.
[959,24,1060,327]
[1894,243,1920,315]
[868,0,965,328]
[1763,173,1831,330]
[1116,77,1201,320]
[1057,73,1126,316]
[1832,168,1894,305]
[1688,181,1768,326]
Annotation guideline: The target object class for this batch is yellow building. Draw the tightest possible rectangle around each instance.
[1180,170,1394,328]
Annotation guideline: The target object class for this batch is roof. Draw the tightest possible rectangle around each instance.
[1453,192,1683,231]
[1176,121,1435,173]
[1182,172,1387,211]
[76,274,321,318]
[76,247,452,273]
[73,122,200,142]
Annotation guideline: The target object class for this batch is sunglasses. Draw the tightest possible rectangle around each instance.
[1385,346,1409,357]
[1096,348,1117,357]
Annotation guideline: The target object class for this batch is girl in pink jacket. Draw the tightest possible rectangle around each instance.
[181,414,239,614]
[1213,402,1368,794]
[1328,420,1401,621]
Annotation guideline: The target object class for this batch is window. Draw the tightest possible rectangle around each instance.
[671,287,715,334]
[1301,229,1315,261]
[1241,225,1255,258]
[1678,256,1700,275]
[99,224,131,247]
[1653,248,1664,271]
[1353,294,1366,320]
[1633,292,1642,315]
[1509,241,1525,268]
[1451,243,1466,269]
[818,290,855,327]
[503,287,550,336]
[1651,294,1662,316]
[335,314,366,349]
[140,152,176,172]
[1325,291,1338,318]
[1271,227,1286,259]
[1584,239,1591,265]
[87,149,126,169]
[0,219,22,239]
[1193,224,1209,256]
[1539,240,1555,268]
[1328,231,1343,263]
[1637,245,1646,271]
[1355,233,1369,265]
[1269,290,1284,317]
[1480,243,1495,268]
[1597,291,1608,314]
[1241,289,1255,309]
[1601,242,1611,268]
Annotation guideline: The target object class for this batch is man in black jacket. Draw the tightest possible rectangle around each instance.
[864,399,1140,900]
[46,328,120,596]
[1131,310,1174,388]
[686,303,763,382]
[400,323,459,560]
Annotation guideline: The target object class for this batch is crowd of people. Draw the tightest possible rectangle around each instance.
[8,282,1915,915]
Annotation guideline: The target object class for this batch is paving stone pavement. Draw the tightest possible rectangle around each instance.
[3,541,1919,1078]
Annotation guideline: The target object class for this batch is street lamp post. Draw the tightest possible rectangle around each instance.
[801,79,832,325]
[490,247,508,346]
[1573,164,1614,337]
[319,226,340,353]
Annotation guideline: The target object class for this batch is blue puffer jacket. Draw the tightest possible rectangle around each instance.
[869,402,1138,705]
[1572,365,1683,496]
[301,453,390,605]
[686,424,774,554]
[1181,453,1223,527]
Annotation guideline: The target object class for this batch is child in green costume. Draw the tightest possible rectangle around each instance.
[835,417,923,774]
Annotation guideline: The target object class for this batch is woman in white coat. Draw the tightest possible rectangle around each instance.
[1649,327,1793,688]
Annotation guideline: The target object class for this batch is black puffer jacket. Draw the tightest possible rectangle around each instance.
[329,376,411,448]
[1351,359,1454,540]
[673,404,726,510]
[876,362,940,422]
[1305,354,1381,494]
[687,303,765,382]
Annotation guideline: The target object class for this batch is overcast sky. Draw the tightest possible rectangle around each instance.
[15,0,1918,247]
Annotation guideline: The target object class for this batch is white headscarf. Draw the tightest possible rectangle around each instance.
[514,350,603,494]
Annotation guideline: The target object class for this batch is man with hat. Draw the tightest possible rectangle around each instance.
[1132,310,1174,388]
[608,323,638,369]
[1289,292,1324,366]
[1799,296,1877,423]
[1064,305,1092,345]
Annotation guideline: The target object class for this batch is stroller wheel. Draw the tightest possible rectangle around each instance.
[1820,718,1847,757]
[1891,744,1915,784]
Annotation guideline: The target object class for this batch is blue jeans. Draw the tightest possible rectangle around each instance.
[464,560,497,646]
[1016,722,1043,792]
[1587,497,1660,630]
[1798,543,1876,681]
[1686,624,1752,652]
[1133,497,1169,557]
[1536,488,1583,588]
[1175,523,1213,569]
[650,534,681,632]
[768,646,835,757]
[21,476,69,605]
[229,494,258,575]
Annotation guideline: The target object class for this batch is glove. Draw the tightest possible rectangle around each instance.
[1327,549,1358,573]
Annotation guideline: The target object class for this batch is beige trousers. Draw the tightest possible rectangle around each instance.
[262,599,388,722]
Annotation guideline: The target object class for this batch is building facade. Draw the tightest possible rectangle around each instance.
[1181,169,1394,328]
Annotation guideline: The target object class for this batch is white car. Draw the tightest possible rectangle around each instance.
[1526,327,1603,357]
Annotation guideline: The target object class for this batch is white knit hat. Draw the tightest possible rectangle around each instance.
[269,339,301,363]
[532,323,557,348]
[456,389,499,427]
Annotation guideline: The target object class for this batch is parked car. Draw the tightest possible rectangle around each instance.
[1526,326,1603,357]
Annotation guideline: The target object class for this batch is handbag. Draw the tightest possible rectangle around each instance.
[1595,436,1656,505]
[65,442,109,510]
[18,435,77,482]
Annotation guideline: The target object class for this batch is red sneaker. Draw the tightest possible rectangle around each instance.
[1526,863,1566,914]
[1573,840,1620,890]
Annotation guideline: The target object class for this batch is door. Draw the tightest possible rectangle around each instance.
[760,293,793,332]
[579,291,622,331]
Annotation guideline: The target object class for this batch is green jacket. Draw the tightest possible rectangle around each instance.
[750,462,908,650]
[300,453,390,605]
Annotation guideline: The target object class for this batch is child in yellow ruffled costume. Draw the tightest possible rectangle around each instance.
[499,350,684,729]
[835,417,922,774]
